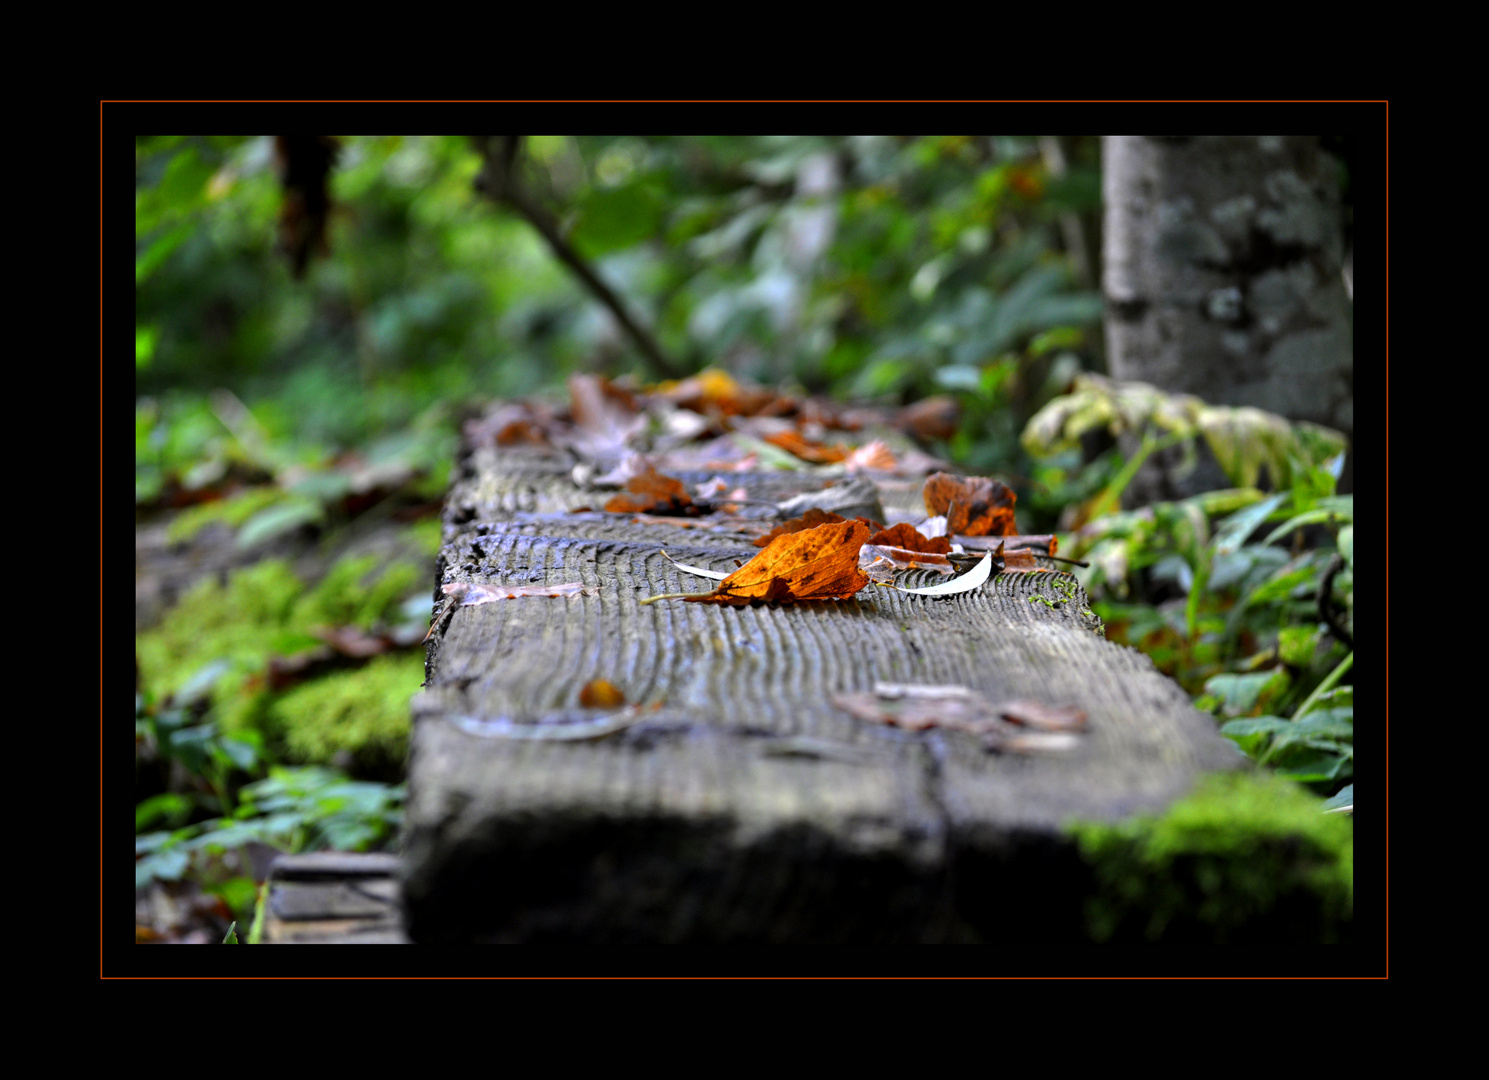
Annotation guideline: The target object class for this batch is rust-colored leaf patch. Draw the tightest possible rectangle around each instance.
[923,472,1018,536]
[643,520,871,606]
[579,678,627,708]
[752,507,852,547]
[604,466,695,514]
[762,430,850,464]
[865,522,953,554]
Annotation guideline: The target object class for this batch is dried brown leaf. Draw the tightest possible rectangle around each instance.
[923,472,1018,536]
[763,430,849,464]
[752,508,850,547]
[604,466,695,514]
[831,686,1087,753]
[865,522,952,554]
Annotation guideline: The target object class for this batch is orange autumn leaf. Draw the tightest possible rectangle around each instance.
[684,519,871,605]
[865,522,953,555]
[752,507,853,547]
[604,466,695,514]
[923,472,1018,536]
[842,439,897,473]
[763,430,849,464]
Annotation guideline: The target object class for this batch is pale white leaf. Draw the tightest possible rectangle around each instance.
[893,550,993,596]
[660,549,728,580]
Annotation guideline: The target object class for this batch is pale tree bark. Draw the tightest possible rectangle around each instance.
[1102,136,1353,500]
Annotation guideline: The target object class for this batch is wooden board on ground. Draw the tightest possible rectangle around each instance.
[402,414,1247,943]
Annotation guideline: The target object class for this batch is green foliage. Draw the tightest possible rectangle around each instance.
[137,766,404,893]
[1068,771,1353,942]
[136,134,1355,939]
[1024,378,1355,804]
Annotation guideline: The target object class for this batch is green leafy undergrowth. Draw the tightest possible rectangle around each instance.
[1021,377,1355,809]
[137,765,405,893]
[1068,770,1352,943]
[136,554,425,707]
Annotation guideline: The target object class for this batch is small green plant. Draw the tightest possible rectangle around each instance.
[1022,377,1354,804]
[136,765,404,893]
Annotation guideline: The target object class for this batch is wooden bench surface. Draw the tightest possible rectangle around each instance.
[394,395,1246,943]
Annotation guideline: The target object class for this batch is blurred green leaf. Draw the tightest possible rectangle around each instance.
[236,498,325,550]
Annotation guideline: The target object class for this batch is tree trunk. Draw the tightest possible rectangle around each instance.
[1101,136,1353,500]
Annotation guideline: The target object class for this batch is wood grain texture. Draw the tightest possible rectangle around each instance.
[404,442,1245,942]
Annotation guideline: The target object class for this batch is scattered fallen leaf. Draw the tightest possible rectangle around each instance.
[579,678,627,708]
[753,508,853,547]
[998,547,1045,572]
[872,682,972,699]
[831,684,1087,753]
[842,439,898,473]
[897,395,961,441]
[890,547,995,596]
[775,478,886,523]
[443,581,589,603]
[865,522,952,554]
[424,580,592,641]
[642,520,871,605]
[924,472,1018,536]
[956,533,1058,555]
[997,700,1088,731]
[763,430,850,464]
[660,549,728,580]
[568,373,646,461]
[604,466,695,514]
[658,368,783,416]
[859,544,955,579]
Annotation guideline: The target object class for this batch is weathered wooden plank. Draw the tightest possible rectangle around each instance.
[403,434,1247,942]
[265,852,406,944]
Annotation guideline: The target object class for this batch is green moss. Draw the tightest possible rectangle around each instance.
[1067,771,1353,943]
[165,487,287,544]
[136,560,305,701]
[294,554,423,631]
[407,518,443,558]
[269,652,423,776]
[136,552,429,768]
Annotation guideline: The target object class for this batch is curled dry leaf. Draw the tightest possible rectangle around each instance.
[603,466,695,514]
[643,520,871,606]
[924,472,1018,536]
